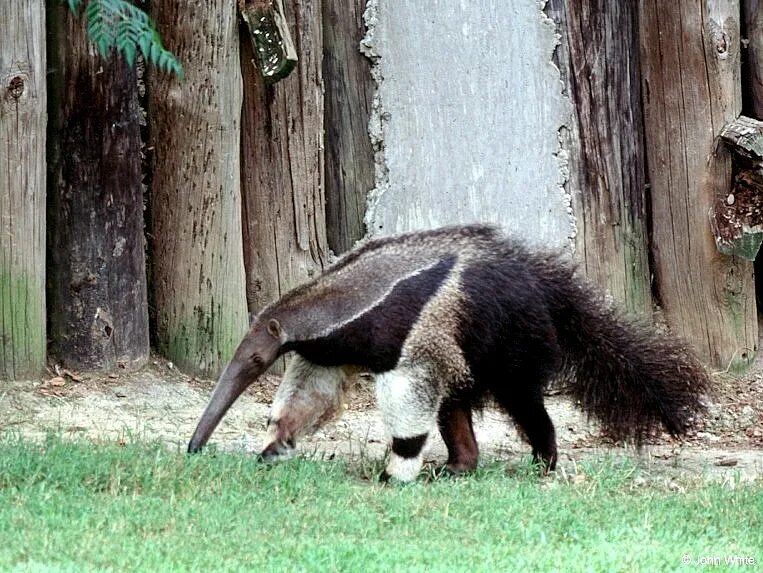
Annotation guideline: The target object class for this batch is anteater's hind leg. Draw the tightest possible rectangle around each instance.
[375,366,443,482]
[437,398,479,475]
[491,377,557,473]
[506,392,557,472]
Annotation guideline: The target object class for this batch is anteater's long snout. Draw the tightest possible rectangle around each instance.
[188,331,281,453]
[187,361,258,453]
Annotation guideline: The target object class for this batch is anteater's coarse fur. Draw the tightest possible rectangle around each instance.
[188,225,709,481]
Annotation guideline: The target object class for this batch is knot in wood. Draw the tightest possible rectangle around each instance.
[7,76,24,99]
[715,32,729,56]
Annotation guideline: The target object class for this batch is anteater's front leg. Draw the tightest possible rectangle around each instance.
[375,365,442,482]
[261,354,348,460]
[438,398,479,474]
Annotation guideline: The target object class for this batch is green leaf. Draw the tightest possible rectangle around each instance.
[67,0,183,77]
[137,34,151,58]
[123,42,136,67]
[63,0,83,12]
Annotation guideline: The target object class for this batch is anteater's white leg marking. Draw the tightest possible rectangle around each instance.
[386,452,425,482]
[376,366,442,482]
[263,354,348,454]
[269,354,345,420]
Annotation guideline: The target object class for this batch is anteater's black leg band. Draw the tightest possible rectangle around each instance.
[391,433,428,459]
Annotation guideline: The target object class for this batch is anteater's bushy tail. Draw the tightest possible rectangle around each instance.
[535,256,709,444]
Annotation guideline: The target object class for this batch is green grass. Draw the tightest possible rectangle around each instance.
[0,436,760,572]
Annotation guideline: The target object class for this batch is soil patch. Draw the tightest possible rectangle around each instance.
[1,354,760,481]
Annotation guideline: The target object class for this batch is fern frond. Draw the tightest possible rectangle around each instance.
[62,0,183,78]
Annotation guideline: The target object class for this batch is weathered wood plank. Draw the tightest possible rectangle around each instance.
[47,3,149,372]
[548,0,651,315]
[640,0,757,370]
[240,0,328,317]
[0,1,46,380]
[742,0,763,117]
[149,0,249,377]
[323,0,374,253]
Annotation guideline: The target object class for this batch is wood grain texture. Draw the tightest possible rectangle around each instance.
[323,0,374,253]
[149,1,248,377]
[46,3,149,372]
[548,0,651,315]
[0,1,46,380]
[240,0,328,318]
[742,0,763,117]
[640,0,757,370]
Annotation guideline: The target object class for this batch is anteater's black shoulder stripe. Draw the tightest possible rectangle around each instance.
[289,256,457,372]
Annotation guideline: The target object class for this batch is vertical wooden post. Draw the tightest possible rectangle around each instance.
[0,1,46,380]
[47,4,149,372]
[150,1,249,377]
[323,0,375,254]
[640,0,757,370]
[240,0,328,317]
[742,0,763,117]
[548,0,651,315]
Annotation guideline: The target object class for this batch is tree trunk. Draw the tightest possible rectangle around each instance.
[0,1,46,380]
[548,0,651,315]
[46,4,149,372]
[742,0,763,117]
[323,0,374,254]
[241,0,328,319]
[640,0,757,371]
[741,1,763,305]
[150,1,248,377]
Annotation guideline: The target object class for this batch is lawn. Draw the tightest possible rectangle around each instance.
[0,436,760,572]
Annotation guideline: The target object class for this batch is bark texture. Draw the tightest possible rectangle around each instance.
[47,4,149,372]
[715,117,763,262]
[640,0,757,370]
[241,0,328,318]
[150,1,248,377]
[743,0,763,117]
[0,1,46,380]
[323,0,374,253]
[549,0,651,315]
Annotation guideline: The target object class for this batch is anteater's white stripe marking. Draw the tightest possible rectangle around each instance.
[314,259,444,338]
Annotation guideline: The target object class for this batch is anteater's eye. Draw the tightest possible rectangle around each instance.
[250,354,264,367]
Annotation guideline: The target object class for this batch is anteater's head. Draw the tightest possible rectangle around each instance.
[187,316,285,453]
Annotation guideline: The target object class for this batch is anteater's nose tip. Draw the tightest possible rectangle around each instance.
[258,443,280,462]
[259,440,294,462]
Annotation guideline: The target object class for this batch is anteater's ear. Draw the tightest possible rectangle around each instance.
[267,318,282,339]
